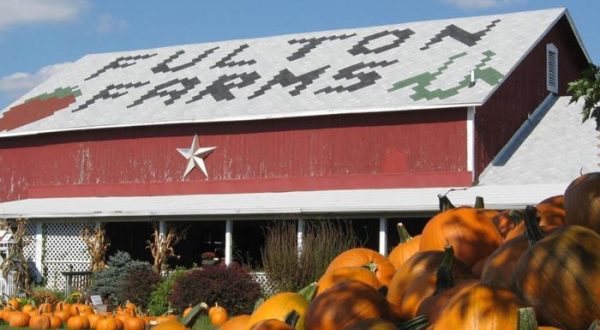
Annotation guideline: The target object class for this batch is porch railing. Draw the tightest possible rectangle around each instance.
[61,271,93,296]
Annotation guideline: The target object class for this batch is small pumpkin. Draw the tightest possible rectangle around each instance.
[66,314,90,330]
[247,292,308,330]
[564,172,600,234]
[96,317,120,330]
[151,320,190,330]
[317,266,382,295]
[304,280,394,330]
[218,314,250,330]
[208,303,228,327]
[387,223,421,270]
[324,248,395,286]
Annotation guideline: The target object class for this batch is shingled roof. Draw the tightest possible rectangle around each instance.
[0,8,581,136]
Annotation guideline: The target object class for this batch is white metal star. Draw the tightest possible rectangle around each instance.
[176,135,216,179]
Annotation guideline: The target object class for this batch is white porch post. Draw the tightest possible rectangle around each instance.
[467,106,476,181]
[379,217,387,256]
[225,220,232,265]
[35,222,43,282]
[158,220,167,238]
[297,218,305,256]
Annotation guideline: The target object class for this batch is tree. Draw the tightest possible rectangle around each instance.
[567,63,600,131]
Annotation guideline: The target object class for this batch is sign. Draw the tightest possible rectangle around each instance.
[90,295,103,306]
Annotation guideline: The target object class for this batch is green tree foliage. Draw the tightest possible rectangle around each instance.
[568,63,600,130]
[148,267,188,316]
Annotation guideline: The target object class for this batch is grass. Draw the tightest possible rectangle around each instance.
[0,315,217,330]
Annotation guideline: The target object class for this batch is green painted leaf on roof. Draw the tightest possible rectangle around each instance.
[26,86,81,103]
[389,50,503,101]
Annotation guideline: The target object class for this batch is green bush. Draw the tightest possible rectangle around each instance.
[88,251,153,305]
[148,267,187,316]
[169,264,260,316]
[118,268,161,309]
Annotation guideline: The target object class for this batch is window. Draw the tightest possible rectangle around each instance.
[546,43,559,94]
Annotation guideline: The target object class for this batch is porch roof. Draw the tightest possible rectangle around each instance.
[0,183,566,220]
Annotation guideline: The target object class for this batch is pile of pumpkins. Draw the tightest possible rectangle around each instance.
[214,171,600,330]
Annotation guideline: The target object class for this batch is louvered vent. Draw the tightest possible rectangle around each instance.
[546,43,558,94]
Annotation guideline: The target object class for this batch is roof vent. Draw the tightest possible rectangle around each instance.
[546,43,558,94]
[469,69,476,87]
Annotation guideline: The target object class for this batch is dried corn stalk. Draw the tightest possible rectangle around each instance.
[81,225,109,271]
[147,223,184,274]
[0,218,32,293]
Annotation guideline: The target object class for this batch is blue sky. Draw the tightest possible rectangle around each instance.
[0,0,597,110]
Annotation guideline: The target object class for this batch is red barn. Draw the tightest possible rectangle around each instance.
[0,8,593,288]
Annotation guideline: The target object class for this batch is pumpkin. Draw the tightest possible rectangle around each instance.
[54,308,72,323]
[67,314,90,330]
[156,314,178,324]
[491,209,523,238]
[341,318,398,330]
[218,314,250,330]
[209,304,228,327]
[48,315,63,329]
[182,305,193,318]
[122,314,145,330]
[9,311,31,327]
[87,313,104,329]
[564,172,600,234]
[324,248,395,286]
[317,266,382,295]
[22,303,35,314]
[29,313,52,329]
[513,225,600,330]
[386,245,474,320]
[419,207,502,267]
[304,280,394,330]
[39,302,53,314]
[430,283,521,330]
[96,317,120,330]
[387,223,421,270]
[7,298,20,310]
[151,320,190,330]
[247,292,308,330]
[250,319,295,330]
[481,206,556,290]
[416,278,478,324]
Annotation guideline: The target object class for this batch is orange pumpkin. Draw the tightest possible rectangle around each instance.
[9,311,31,327]
[151,320,190,330]
[29,313,52,329]
[387,223,421,270]
[481,207,559,290]
[419,207,502,267]
[87,313,104,329]
[39,302,53,314]
[513,225,600,330]
[48,315,63,329]
[324,248,395,286]
[341,318,398,330]
[317,266,382,295]
[386,246,473,320]
[7,298,20,310]
[218,314,250,330]
[96,317,120,330]
[416,279,478,324]
[250,319,294,330]
[429,283,521,330]
[564,172,600,234]
[247,292,308,330]
[67,314,90,330]
[122,314,146,330]
[208,304,228,327]
[304,281,394,330]
[54,308,72,323]
[182,305,193,318]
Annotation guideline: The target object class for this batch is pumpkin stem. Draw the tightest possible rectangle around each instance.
[396,223,413,243]
[284,309,300,328]
[474,196,484,208]
[438,194,456,211]
[181,302,208,327]
[398,315,429,330]
[434,245,455,294]
[363,262,379,273]
[297,282,318,302]
[517,307,538,330]
[524,205,544,247]
[507,209,525,224]
[253,298,264,312]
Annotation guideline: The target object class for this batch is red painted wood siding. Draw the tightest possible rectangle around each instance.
[0,109,470,201]
[474,16,589,176]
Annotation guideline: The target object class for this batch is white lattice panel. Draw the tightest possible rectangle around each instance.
[250,272,278,297]
[43,223,91,290]
[24,222,38,281]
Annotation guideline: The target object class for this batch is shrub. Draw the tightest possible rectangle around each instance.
[169,264,261,316]
[261,219,359,292]
[88,251,153,305]
[118,268,161,309]
[148,267,188,316]
[30,287,64,305]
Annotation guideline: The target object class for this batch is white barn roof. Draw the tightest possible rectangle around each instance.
[0,8,577,137]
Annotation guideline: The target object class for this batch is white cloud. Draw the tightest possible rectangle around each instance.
[0,0,89,31]
[0,62,73,102]
[97,14,128,34]
[443,0,516,9]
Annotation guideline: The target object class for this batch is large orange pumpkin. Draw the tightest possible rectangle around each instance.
[304,280,394,330]
[341,318,398,330]
[96,317,120,330]
[122,315,145,330]
[323,248,395,286]
[219,314,250,330]
[151,320,190,330]
[9,311,31,327]
[29,313,52,329]
[246,292,308,330]
[564,172,600,234]
[513,225,600,330]
[66,314,90,330]
[317,266,382,295]
[429,283,521,330]
[250,319,295,330]
[386,246,473,320]
[387,223,421,270]
[419,207,502,267]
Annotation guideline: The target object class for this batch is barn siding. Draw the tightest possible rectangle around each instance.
[0,108,470,201]
[474,16,589,177]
